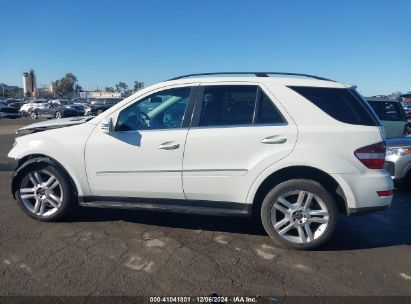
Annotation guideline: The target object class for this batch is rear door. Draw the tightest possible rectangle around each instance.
[182,83,298,203]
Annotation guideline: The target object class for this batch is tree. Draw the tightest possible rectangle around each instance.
[105,87,115,92]
[52,73,79,98]
[133,81,144,92]
[115,82,128,94]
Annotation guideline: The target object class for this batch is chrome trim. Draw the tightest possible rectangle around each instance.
[96,168,248,175]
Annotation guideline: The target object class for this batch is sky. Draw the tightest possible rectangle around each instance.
[0,0,410,96]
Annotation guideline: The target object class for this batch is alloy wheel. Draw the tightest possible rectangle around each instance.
[271,190,329,244]
[55,111,62,119]
[19,170,63,217]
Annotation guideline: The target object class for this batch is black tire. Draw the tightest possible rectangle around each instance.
[55,111,62,119]
[96,109,103,115]
[15,163,76,222]
[261,179,337,250]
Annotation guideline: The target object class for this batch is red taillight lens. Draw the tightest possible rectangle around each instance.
[377,190,393,197]
[354,141,386,169]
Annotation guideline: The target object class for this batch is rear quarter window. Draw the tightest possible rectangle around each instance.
[288,86,379,126]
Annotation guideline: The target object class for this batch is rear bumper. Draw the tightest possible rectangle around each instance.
[348,205,389,215]
[331,171,393,214]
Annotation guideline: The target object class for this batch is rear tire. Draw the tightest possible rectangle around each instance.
[261,179,337,250]
[15,163,76,221]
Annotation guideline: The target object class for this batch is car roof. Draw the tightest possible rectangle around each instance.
[366,97,401,102]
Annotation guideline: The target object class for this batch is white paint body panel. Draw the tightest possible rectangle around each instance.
[8,76,393,212]
[85,127,188,199]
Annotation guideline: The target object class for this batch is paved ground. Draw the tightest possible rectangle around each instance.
[0,118,410,297]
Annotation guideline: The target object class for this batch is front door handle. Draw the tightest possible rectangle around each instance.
[261,136,287,144]
[158,142,180,150]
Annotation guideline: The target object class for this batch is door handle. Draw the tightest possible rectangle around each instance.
[158,142,180,150]
[261,136,287,144]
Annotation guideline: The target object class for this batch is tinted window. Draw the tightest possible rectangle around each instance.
[289,86,379,126]
[367,100,406,121]
[256,92,285,124]
[199,86,257,126]
[115,87,191,131]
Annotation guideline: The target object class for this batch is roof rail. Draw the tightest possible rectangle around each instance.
[167,72,335,82]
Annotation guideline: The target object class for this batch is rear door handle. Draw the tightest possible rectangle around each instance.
[261,136,287,144]
[158,142,180,150]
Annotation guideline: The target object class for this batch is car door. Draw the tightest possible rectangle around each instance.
[182,83,298,203]
[85,85,198,199]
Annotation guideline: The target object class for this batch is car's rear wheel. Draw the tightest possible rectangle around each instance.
[55,111,62,119]
[96,109,103,115]
[30,112,38,119]
[15,164,76,221]
[261,179,337,250]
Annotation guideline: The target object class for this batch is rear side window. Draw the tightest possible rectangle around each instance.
[288,86,379,126]
[199,85,257,126]
[367,100,406,121]
[256,91,285,124]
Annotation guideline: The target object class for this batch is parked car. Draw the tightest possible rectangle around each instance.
[87,99,122,116]
[20,99,49,116]
[0,101,20,119]
[8,72,393,250]
[5,99,25,109]
[29,103,79,119]
[385,136,411,188]
[49,99,86,116]
[366,97,408,138]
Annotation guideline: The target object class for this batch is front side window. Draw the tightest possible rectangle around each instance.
[199,85,257,126]
[115,87,191,131]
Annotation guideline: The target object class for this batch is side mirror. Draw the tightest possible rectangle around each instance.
[100,117,113,134]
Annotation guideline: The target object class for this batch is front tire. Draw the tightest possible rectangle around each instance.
[261,179,337,250]
[55,111,62,119]
[15,163,76,221]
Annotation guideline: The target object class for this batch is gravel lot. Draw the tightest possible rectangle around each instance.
[0,118,410,297]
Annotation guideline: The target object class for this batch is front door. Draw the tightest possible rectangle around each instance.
[85,85,196,199]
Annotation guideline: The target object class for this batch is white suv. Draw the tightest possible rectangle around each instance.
[8,72,393,250]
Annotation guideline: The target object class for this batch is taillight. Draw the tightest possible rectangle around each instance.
[354,141,386,169]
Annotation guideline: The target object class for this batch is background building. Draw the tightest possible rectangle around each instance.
[23,70,37,97]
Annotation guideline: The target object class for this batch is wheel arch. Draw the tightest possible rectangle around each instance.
[250,165,348,215]
[11,154,79,199]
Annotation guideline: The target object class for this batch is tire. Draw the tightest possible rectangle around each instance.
[55,111,62,119]
[261,179,337,250]
[96,109,103,115]
[14,163,76,221]
[30,112,38,119]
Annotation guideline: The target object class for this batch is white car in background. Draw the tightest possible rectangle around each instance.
[8,72,393,250]
[20,99,49,116]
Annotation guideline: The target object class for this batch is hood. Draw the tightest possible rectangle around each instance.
[386,135,411,148]
[17,116,93,134]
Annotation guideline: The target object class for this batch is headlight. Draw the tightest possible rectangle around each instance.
[386,147,411,156]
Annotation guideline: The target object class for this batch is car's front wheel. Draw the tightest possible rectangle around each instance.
[261,179,337,250]
[55,111,62,119]
[15,164,76,221]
